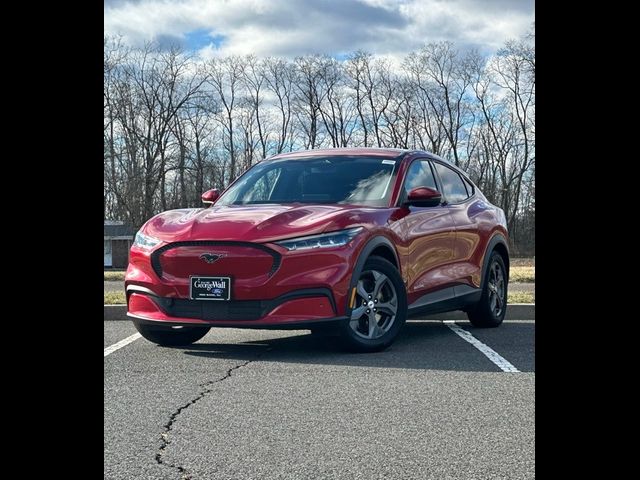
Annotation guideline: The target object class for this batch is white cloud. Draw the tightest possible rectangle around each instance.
[104,0,534,58]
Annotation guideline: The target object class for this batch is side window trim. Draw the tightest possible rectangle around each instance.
[430,161,448,205]
[460,176,470,197]
[463,177,475,196]
[426,160,440,192]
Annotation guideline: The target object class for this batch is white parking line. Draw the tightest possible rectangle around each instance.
[104,333,142,358]
[444,321,520,373]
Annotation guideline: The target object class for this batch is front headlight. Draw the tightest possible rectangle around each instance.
[274,227,363,251]
[133,231,162,250]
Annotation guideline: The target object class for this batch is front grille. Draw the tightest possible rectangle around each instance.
[150,241,281,279]
[155,297,266,321]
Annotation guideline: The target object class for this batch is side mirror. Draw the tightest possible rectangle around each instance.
[201,189,220,205]
[404,187,442,207]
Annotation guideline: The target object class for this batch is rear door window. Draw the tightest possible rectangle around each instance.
[433,163,469,203]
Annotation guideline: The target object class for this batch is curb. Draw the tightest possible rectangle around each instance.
[104,303,535,322]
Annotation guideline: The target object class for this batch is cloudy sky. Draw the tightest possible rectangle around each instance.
[104,0,534,59]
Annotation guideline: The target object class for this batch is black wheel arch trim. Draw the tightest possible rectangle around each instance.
[480,233,510,289]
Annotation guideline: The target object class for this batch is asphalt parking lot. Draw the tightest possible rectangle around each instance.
[105,315,535,479]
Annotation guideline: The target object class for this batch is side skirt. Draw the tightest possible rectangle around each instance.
[407,284,481,318]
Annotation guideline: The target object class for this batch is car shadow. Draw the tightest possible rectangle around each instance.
[180,320,534,373]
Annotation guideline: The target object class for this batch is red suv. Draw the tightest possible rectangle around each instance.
[126,148,509,352]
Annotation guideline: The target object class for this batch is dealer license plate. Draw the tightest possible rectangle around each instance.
[190,276,231,301]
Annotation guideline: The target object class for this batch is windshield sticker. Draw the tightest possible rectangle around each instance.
[382,160,396,165]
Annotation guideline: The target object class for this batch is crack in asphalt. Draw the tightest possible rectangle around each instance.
[155,350,270,479]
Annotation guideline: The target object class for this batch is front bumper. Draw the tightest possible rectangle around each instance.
[125,238,364,327]
[126,287,346,328]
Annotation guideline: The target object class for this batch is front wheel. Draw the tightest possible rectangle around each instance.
[133,321,210,346]
[338,256,407,353]
[466,252,508,327]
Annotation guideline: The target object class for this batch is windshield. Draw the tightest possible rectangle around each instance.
[217,156,399,207]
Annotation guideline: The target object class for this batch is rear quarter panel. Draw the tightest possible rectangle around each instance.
[452,195,508,289]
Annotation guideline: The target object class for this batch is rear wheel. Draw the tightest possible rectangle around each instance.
[467,252,508,327]
[133,321,210,346]
[338,256,407,353]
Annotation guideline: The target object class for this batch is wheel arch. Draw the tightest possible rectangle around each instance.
[369,244,399,269]
[347,236,401,310]
[481,233,510,286]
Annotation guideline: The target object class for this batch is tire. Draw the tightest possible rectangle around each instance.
[338,256,407,353]
[467,251,508,327]
[133,321,210,347]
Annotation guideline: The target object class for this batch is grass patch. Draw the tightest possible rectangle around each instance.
[508,291,534,303]
[510,266,535,283]
[104,291,126,304]
[104,271,126,281]
[511,257,535,267]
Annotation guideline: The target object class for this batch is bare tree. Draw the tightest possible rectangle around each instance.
[403,51,448,155]
[316,58,357,147]
[206,56,244,183]
[292,55,331,149]
[104,31,535,254]
[263,57,295,153]
[345,52,371,146]
[242,55,269,160]
[407,42,474,165]
[374,72,414,149]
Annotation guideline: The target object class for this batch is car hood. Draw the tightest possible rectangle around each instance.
[143,204,383,244]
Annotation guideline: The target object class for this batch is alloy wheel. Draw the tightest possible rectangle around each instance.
[487,260,506,317]
[349,269,398,340]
